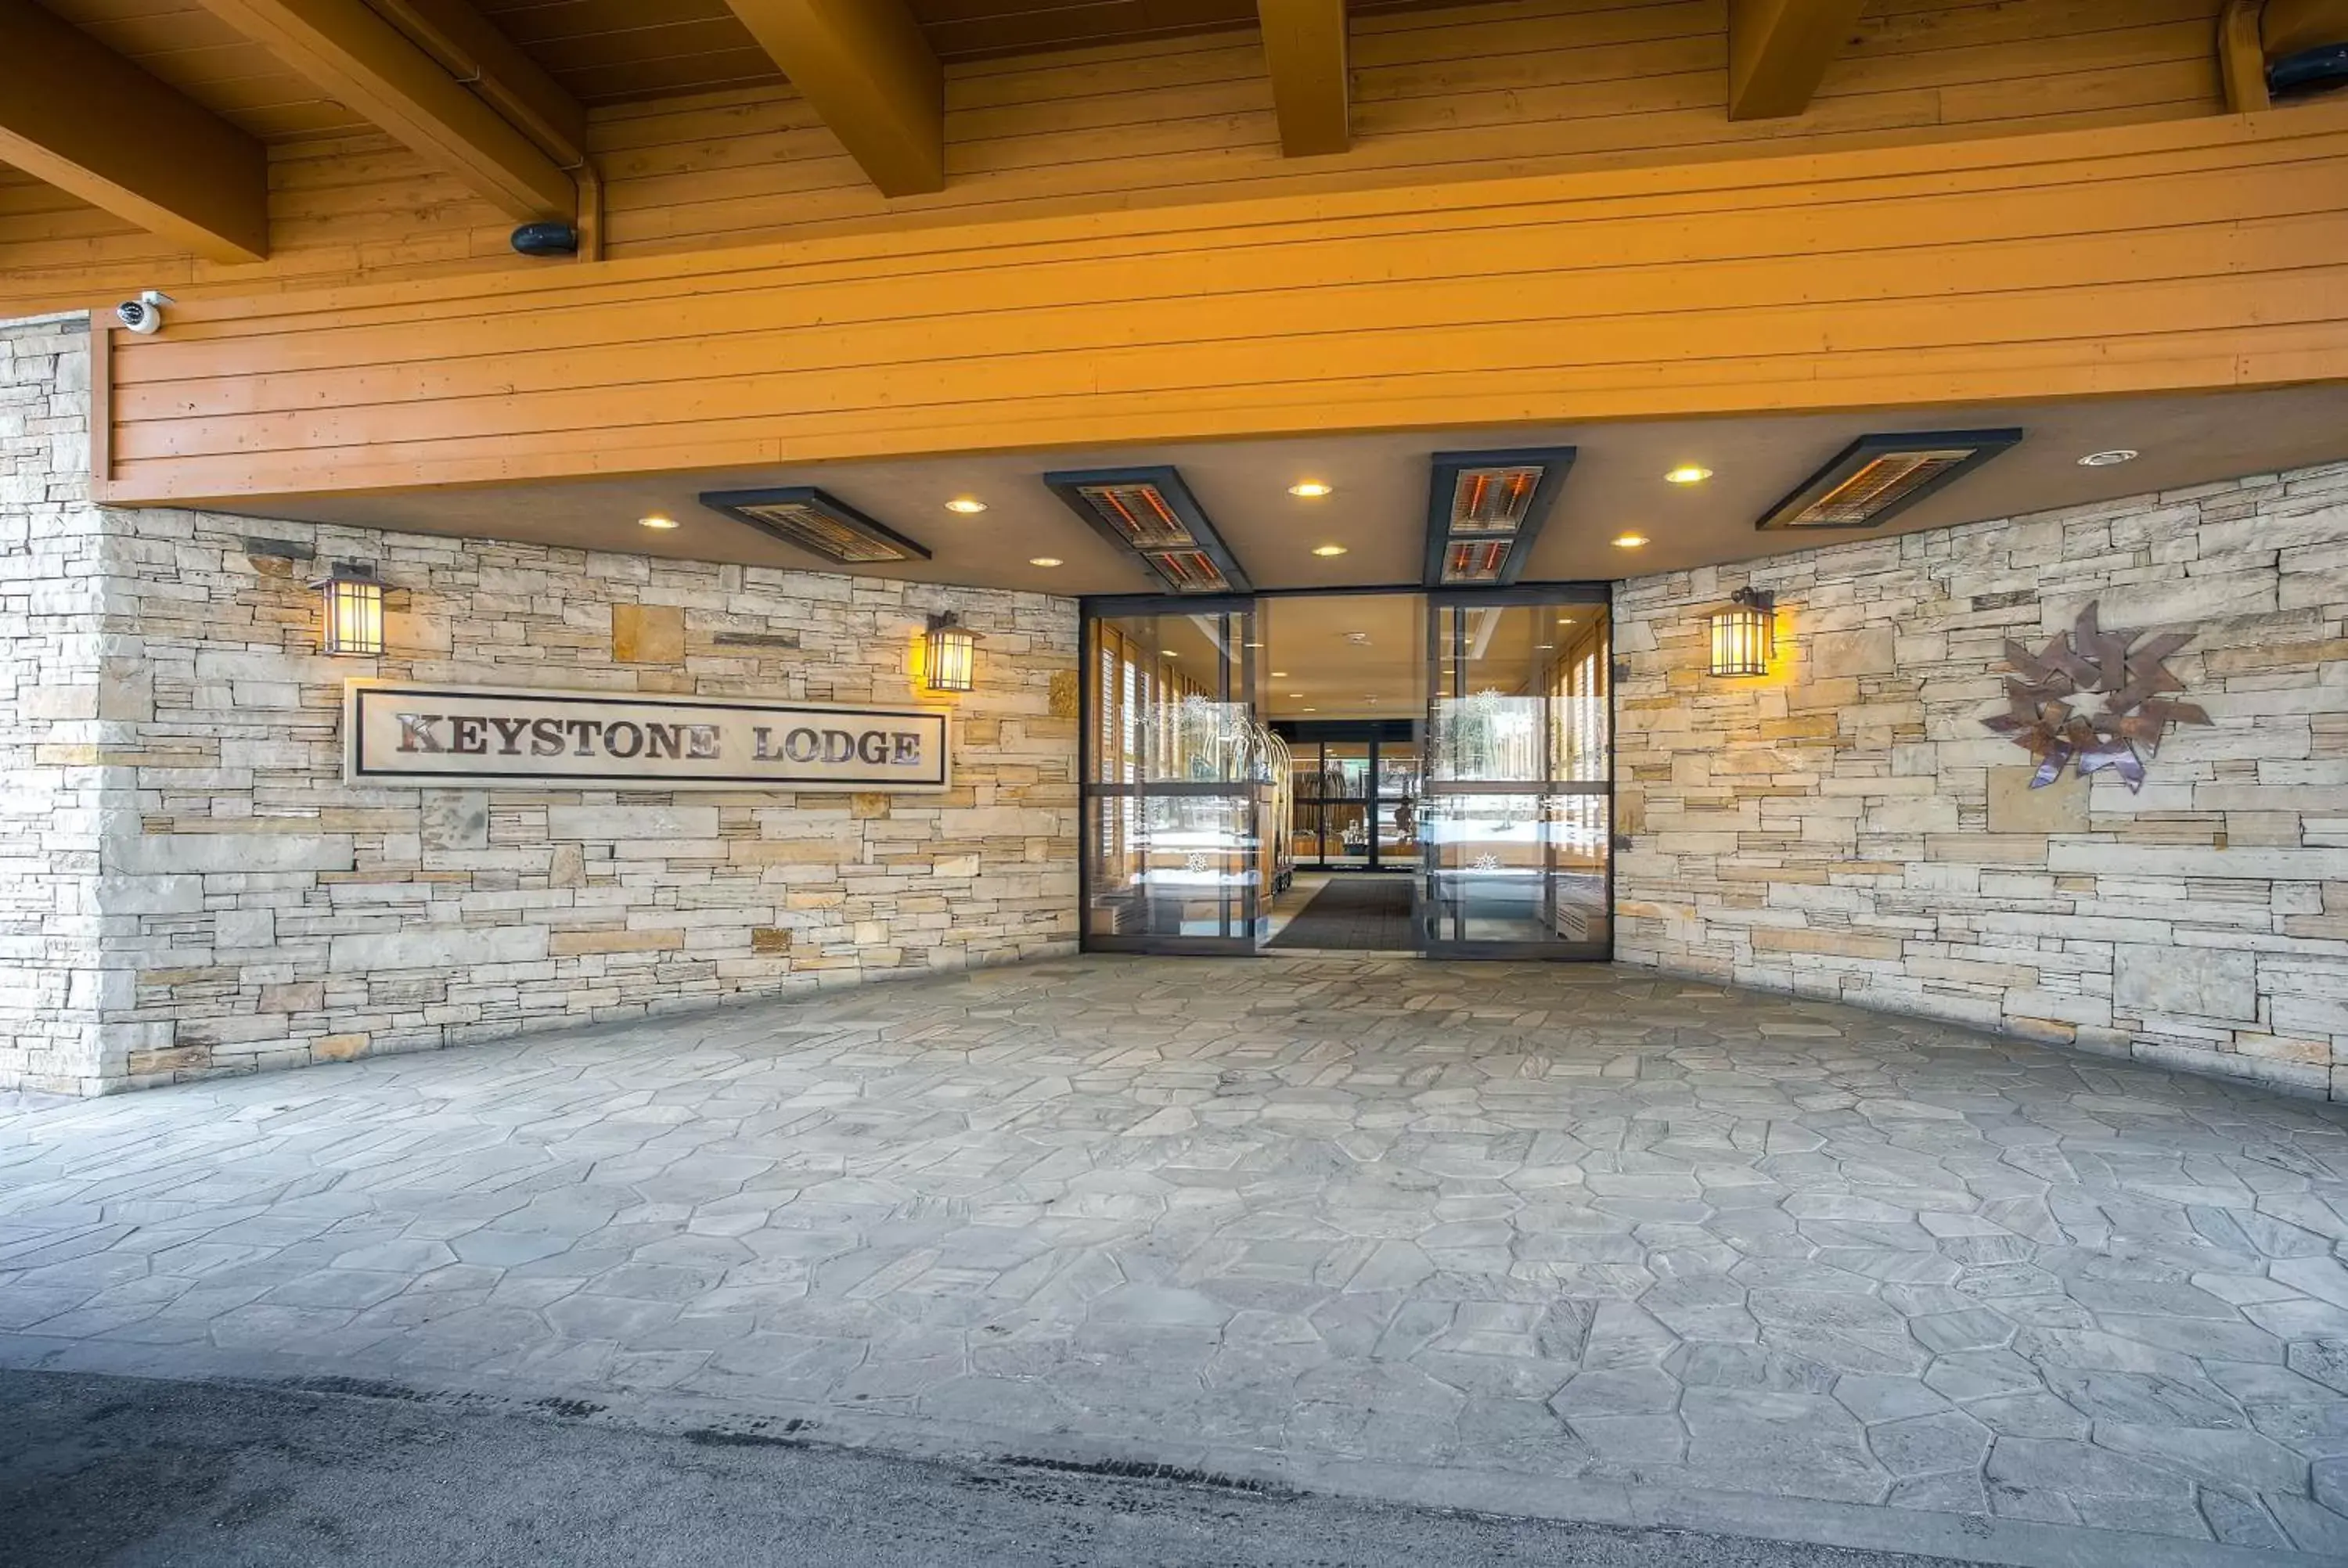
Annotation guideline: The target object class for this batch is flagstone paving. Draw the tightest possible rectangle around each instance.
[5,956,2348,1560]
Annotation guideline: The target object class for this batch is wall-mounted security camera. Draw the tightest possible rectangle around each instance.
[114,290,175,336]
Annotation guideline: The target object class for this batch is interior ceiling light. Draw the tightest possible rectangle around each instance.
[638,512,679,530]
[1756,430,2022,531]
[1042,466,1248,594]
[1665,465,1712,485]
[698,486,930,563]
[2079,449,2139,468]
[945,497,989,513]
[1289,481,1334,498]
[1612,533,1649,548]
[1028,556,1063,567]
[1423,446,1576,587]
[1271,670,1289,678]
[1312,544,1349,557]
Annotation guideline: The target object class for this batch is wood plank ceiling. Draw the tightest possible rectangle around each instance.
[25,0,1474,128]
[0,0,2288,283]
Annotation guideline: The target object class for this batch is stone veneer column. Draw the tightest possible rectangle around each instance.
[1614,462,2348,1099]
[0,315,1079,1095]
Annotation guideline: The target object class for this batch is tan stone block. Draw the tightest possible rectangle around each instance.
[1986,767,2087,833]
[852,793,891,820]
[2224,811,2302,847]
[548,929,686,955]
[312,1034,371,1063]
[259,982,325,1013]
[731,840,851,865]
[1926,833,2048,866]
[1786,677,1859,712]
[126,1045,211,1075]
[1747,926,1903,961]
[549,843,585,887]
[1048,669,1081,720]
[2201,638,2348,675]
[2234,1033,2332,1066]
[751,927,793,955]
[1810,627,1896,679]
[612,603,685,664]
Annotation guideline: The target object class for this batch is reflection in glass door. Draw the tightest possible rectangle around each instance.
[1422,592,1612,957]
[1081,598,1272,952]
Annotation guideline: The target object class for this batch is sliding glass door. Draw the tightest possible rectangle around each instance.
[1081,597,1270,953]
[1421,589,1612,958]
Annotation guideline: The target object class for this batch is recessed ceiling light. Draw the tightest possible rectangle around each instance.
[1612,533,1649,548]
[1271,670,1289,678]
[1558,615,1575,624]
[1302,707,1317,713]
[1665,465,1712,485]
[1161,649,1179,657]
[1287,692,1302,698]
[638,512,679,530]
[1312,544,1349,557]
[2078,449,2138,467]
[1537,643,1555,650]
[1028,556,1062,567]
[1289,481,1334,498]
[945,497,989,513]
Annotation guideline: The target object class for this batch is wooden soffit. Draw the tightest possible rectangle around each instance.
[87,103,2348,507]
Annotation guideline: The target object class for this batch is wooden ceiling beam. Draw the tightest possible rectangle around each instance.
[0,0,268,263]
[1258,0,1349,156]
[1727,0,1868,121]
[722,0,944,197]
[369,0,587,167]
[198,0,574,221]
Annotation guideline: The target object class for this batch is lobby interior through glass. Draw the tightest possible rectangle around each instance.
[1080,585,1612,958]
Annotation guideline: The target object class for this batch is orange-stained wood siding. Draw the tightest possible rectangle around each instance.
[3,0,2227,317]
[92,103,2348,505]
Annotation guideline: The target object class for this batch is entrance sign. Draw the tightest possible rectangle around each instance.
[345,682,950,791]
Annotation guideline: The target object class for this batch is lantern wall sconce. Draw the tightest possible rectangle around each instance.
[1707,587,1776,678]
[924,612,979,694]
[311,560,400,657]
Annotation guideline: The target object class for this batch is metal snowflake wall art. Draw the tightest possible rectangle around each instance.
[1983,601,2210,792]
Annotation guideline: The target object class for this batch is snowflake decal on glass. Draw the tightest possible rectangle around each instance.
[1470,854,1502,872]
[1982,601,2210,793]
[1183,851,1212,875]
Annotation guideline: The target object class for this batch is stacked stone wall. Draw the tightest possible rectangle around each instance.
[0,316,1078,1094]
[1615,462,2348,1099]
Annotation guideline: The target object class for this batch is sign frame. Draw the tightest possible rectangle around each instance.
[343,680,953,793]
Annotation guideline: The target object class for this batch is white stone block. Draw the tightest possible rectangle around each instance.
[2112,944,2258,1023]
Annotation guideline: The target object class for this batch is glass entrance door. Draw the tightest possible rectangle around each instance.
[1082,597,1270,953]
[1287,732,1420,873]
[1421,591,1612,958]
